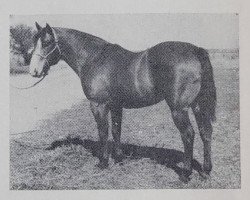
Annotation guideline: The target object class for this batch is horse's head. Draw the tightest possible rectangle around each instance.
[29,22,61,78]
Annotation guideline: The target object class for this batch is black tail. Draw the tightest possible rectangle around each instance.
[196,48,217,122]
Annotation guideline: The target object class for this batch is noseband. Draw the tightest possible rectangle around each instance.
[34,42,61,71]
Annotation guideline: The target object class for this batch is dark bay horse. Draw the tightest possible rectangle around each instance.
[29,22,216,183]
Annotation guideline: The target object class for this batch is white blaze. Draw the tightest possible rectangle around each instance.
[29,39,45,76]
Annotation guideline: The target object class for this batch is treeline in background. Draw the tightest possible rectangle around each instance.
[10,24,35,74]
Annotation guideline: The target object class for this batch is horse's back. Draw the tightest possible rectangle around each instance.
[148,41,200,68]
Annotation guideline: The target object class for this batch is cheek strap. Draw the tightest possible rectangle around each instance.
[33,42,61,72]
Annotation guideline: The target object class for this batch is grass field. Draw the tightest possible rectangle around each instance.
[10,52,240,189]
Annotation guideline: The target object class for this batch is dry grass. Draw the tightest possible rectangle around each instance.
[10,52,239,189]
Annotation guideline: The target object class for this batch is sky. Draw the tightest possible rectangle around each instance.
[10,14,238,50]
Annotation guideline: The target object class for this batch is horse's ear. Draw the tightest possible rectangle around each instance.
[35,22,42,31]
[45,23,53,35]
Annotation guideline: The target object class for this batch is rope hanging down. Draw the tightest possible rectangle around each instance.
[10,75,47,90]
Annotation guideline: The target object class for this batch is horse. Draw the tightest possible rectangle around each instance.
[29,22,216,183]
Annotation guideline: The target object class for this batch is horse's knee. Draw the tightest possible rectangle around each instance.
[200,132,212,144]
[97,120,109,130]
[185,125,195,142]
[171,110,192,132]
[172,110,185,122]
[90,102,109,119]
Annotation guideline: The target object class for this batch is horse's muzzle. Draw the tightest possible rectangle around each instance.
[30,71,46,78]
[30,69,39,77]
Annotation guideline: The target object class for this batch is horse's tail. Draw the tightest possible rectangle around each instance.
[196,47,217,122]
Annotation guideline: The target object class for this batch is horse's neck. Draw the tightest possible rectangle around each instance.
[55,28,108,76]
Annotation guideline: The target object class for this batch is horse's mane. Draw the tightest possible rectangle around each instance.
[54,27,108,45]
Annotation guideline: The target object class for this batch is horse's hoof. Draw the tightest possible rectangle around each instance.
[96,161,109,169]
[114,159,123,164]
[179,174,191,183]
[114,155,124,164]
[115,160,124,166]
[199,171,210,180]
[179,168,192,183]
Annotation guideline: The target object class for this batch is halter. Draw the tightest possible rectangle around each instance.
[34,28,61,70]
[34,41,61,68]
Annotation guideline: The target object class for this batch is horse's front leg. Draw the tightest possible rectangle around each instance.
[111,106,124,163]
[90,101,110,169]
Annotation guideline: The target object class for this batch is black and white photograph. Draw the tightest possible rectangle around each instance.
[8,13,240,190]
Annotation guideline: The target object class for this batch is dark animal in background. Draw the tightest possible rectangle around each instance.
[29,22,216,183]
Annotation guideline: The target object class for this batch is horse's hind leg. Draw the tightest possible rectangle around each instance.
[111,106,124,163]
[192,104,212,179]
[166,61,201,182]
[171,108,195,183]
[90,101,110,169]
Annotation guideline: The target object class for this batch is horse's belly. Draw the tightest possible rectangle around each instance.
[122,98,163,109]
[121,54,164,108]
[121,89,164,109]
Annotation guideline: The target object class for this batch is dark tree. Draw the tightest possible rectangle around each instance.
[10,24,35,65]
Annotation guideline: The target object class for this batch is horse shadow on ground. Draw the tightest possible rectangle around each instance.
[45,136,203,178]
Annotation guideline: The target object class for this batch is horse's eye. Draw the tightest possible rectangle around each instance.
[42,41,51,47]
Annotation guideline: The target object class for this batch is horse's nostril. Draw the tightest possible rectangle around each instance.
[30,69,38,77]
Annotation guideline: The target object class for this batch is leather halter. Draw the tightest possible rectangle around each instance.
[34,28,61,70]
[34,41,61,68]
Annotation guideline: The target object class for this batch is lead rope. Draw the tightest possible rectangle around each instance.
[10,75,47,90]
